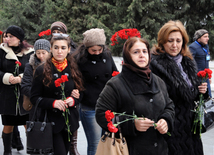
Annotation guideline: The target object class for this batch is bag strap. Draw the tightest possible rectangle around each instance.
[30,97,42,121]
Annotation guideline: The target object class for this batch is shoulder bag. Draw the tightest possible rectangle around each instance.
[23,95,33,111]
[202,98,214,132]
[95,116,129,155]
[26,97,55,154]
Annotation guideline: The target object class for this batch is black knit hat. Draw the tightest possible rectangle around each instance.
[34,39,51,53]
[6,25,25,42]
[193,29,208,41]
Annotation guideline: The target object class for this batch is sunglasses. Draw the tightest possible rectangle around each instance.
[52,33,69,38]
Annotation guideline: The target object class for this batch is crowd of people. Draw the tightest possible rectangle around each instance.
[0,20,211,155]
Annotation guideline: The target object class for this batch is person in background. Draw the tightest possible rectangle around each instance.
[73,28,118,155]
[21,39,50,120]
[0,25,34,155]
[150,20,207,155]
[50,21,77,53]
[96,37,175,155]
[30,34,84,155]
[189,29,212,97]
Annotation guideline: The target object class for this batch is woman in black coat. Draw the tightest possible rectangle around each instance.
[73,28,118,155]
[0,25,34,155]
[150,20,207,155]
[95,37,175,155]
[30,34,84,155]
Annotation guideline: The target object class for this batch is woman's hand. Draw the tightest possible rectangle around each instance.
[134,117,154,132]
[156,119,168,134]
[9,75,21,84]
[71,89,80,99]
[198,82,207,94]
[65,97,75,107]
[53,100,68,111]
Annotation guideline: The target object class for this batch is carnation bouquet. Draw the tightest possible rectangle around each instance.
[110,28,141,56]
[38,29,51,37]
[192,68,212,137]
[54,75,72,141]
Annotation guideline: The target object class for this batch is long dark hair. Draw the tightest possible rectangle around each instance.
[43,36,84,91]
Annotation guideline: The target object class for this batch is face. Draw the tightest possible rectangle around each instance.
[129,41,149,68]
[163,31,183,57]
[6,33,20,47]
[3,33,8,43]
[198,33,209,45]
[35,50,49,62]
[52,30,63,35]
[51,40,70,62]
[88,45,103,55]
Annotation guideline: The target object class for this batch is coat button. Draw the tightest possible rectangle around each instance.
[150,99,153,103]
[154,143,158,147]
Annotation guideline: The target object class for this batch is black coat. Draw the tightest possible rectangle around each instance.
[0,43,34,115]
[150,53,204,155]
[96,66,175,155]
[30,63,79,134]
[78,52,118,109]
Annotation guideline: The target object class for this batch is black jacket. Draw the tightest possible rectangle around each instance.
[96,66,175,155]
[78,52,118,109]
[30,63,79,134]
[150,53,204,155]
[0,43,34,115]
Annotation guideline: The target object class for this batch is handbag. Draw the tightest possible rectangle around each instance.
[26,97,55,154]
[202,98,214,132]
[23,95,33,111]
[95,116,129,155]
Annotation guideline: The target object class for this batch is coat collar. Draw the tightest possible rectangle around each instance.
[0,43,34,61]
[121,66,159,95]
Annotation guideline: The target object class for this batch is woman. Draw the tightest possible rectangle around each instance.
[0,25,34,155]
[1,29,25,152]
[30,34,84,155]
[95,37,175,155]
[50,21,77,53]
[73,28,118,155]
[150,20,207,155]
[21,39,50,120]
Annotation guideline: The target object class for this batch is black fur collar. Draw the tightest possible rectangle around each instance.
[150,53,199,104]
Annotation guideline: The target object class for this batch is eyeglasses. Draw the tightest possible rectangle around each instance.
[52,33,69,38]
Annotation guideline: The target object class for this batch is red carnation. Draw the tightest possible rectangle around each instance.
[107,121,118,133]
[38,29,51,37]
[204,68,212,79]
[105,110,115,122]
[55,78,62,87]
[61,75,68,83]
[0,30,2,35]
[197,71,207,78]
[15,61,21,66]
[112,71,120,77]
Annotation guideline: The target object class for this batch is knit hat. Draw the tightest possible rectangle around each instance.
[193,29,208,41]
[34,39,51,53]
[6,25,25,42]
[50,21,67,34]
[83,28,106,47]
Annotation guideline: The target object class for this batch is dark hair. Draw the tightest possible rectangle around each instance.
[43,36,84,91]
[73,44,111,64]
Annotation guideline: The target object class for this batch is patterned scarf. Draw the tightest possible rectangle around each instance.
[52,57,68,72]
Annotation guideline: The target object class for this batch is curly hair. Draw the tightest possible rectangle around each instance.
[151,20,193,59]
[43,36,84,91]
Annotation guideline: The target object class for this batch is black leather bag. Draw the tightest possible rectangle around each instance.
[202,98,214,132]
[26,98,55,154]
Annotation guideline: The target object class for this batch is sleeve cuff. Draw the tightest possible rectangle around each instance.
[52,100,56,108]
[3,73,13,85]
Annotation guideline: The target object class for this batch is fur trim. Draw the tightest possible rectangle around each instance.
[150,53,199,104]
[29,53,41,70]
